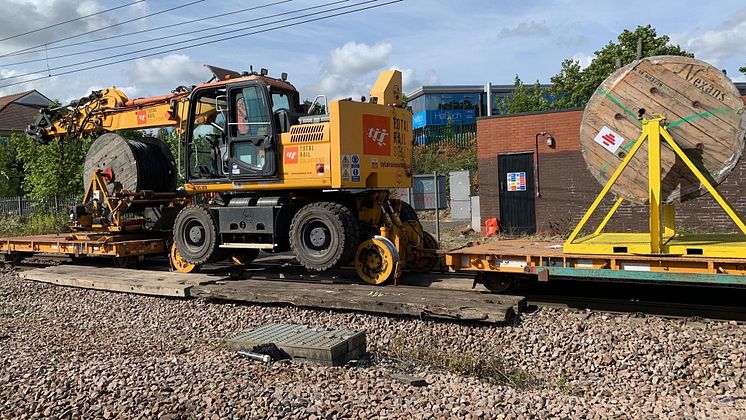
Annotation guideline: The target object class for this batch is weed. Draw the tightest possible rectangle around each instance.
[387,341,537,389]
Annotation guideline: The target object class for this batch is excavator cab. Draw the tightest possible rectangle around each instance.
[185,80,288,183]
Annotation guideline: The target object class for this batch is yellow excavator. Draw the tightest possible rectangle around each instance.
[25,65,438,284]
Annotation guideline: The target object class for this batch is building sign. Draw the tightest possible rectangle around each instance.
[506,172,526,192]
[412,109,476,129]
[594,126,625,154]
[362,114,391,155]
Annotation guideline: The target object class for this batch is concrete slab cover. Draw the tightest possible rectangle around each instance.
[225,323,366,366]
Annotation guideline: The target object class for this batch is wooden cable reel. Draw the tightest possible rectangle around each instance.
[580,56,746,204]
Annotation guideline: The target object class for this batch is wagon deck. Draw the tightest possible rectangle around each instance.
[445,239,746,287]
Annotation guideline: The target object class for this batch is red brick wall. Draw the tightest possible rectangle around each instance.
[477,99,746,235]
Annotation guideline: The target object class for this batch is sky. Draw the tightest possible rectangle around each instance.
[0,0,744,103]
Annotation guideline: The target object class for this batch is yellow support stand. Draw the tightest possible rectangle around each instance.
[564,116,746,258]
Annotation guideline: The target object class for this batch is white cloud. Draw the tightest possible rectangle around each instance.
[0,0,126,54]
[127,54,209,95]
[395,67,440,93]
[675,12,746,67]
[496,21,552,38]
[328,41,392,76]
[571,52,594,69]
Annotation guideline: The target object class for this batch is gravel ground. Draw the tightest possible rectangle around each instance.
[1,271,746,419]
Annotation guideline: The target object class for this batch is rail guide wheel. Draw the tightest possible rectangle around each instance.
[170,243,201,273]
[355,236,399,285]
[408,231,439,273]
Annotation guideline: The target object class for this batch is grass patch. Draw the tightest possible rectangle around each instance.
[0,213,69,236]
[389,336,537,389]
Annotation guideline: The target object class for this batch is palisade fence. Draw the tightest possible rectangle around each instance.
[0,195,79,217]
[414,123,476,148]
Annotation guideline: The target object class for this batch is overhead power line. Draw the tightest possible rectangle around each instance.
[1,0,356,81]
[0,0,205,59]
[4,0,329,67]
[0,0,146,43]
[1,0,294,60]
[0,0,403,90]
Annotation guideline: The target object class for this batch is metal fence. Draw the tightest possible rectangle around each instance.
[414,123,476,148]
[0,195,79,216]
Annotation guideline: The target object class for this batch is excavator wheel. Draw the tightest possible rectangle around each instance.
[170,243,201,273]
[289,202,359,271]
[355,236,399,285]
[229,249,260,266]
[173,206,219,266]
[409,231,439,273]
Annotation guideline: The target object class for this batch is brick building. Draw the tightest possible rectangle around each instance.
[0,90,52,141]
[477,96,746,235]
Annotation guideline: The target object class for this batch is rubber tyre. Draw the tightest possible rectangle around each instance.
[479,272,516,293]
[289,202,359,271]
[390,198,418,222]
[173,206,219,265]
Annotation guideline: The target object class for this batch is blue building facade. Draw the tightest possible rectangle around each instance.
[407,84,550,144]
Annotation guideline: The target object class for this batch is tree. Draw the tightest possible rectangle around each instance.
[13,133,92,201]
[0,140,22,196]
[550,25,693,108]
[740,65,746,76]
[496,75,550,115]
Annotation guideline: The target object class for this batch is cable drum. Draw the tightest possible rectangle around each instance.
[83,133,176,193]
[580,56,746,204]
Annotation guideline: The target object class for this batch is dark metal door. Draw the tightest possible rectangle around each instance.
[498,153,536,235]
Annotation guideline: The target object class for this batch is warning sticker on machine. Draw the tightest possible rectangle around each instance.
[351,167,360,182]
[351,154,360,166]
[594,126,625,154]
[342,155,350,165]
[342,167,351,180]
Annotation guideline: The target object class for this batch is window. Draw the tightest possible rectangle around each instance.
[188,91,225,178]
[271,90,292,113]
[230,86,270,138]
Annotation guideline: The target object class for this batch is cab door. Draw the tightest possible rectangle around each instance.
[225,82,278,180]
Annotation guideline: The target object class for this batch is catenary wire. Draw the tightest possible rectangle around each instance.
[0,0,294,60]
[0,0,362,81]
[3,0,344,67]
[0,0,402,90]
[0,0,205,59]
[0,0,146,43]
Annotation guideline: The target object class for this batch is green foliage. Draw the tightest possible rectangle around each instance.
[412,140,478,195]
[550,25,693,108]
[0,213,69,236]
[13,133,92,201]
[740,65,746,76]
[0,140,22,196]
[156,128,185,186]
[496,75,550,114]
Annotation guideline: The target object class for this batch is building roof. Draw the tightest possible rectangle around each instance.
[407,84,552,101]
[0,90,52,133]
[407,82,746,101]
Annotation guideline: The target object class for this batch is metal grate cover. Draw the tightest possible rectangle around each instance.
[225,323,366,366]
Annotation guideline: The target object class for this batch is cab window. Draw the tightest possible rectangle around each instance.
[230,86,270,138]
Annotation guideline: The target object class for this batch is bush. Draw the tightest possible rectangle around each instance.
[412,140,479,195]
[0,213,69,236]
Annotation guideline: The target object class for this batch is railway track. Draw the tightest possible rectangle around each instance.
[6,254,746,322]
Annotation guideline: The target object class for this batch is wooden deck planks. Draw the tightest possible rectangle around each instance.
[18,264,523,324]
[191,279,523,323]
[20,265,209,297]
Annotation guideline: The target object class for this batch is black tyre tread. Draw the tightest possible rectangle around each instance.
[173,205,219,266]
[390,198,418,222]
[289,202,359,271]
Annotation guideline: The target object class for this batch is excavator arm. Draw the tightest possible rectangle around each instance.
[25,86,203,144]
